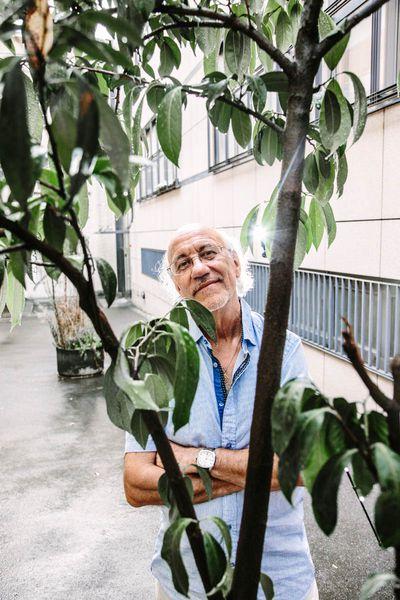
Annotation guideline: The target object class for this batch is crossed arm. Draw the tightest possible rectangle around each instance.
[124,442,282,508]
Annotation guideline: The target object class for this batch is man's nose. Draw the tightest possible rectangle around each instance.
[191,255,210,277]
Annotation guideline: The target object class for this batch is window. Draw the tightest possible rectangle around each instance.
[246,262,400,378]
[137,121,178,201]
[141,248,165,279]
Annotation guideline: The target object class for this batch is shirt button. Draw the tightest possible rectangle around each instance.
[213,362,218,368]
[218,402,224,407]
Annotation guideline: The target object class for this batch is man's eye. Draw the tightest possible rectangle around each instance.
[176,259,190,272]
[201,250,217,260]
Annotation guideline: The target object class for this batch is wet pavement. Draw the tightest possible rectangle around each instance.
[0,304,394,600]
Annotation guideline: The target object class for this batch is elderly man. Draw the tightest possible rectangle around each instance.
[124,225,317,600]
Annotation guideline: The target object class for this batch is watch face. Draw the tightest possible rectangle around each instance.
[197,449,215,469]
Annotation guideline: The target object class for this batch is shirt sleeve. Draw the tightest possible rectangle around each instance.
[125,431,157,453]
[280,335,310,386]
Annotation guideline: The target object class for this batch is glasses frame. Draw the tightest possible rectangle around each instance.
[167,244,228,276]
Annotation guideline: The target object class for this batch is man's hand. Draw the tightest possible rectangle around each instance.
[155,441,199,474]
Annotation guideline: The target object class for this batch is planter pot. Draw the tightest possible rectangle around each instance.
[56,346,104,379]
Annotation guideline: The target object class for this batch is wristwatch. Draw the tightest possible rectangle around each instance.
[196,448,216,470]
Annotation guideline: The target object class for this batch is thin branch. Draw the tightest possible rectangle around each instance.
[142,20,226,42]
[182,86,285,135]
[0,243,27,255]
[341,317,399,413]
[30,261,55,267]
[317,0,391,59]
[155,4,295,76]
[392,356,400,409]
[39,178,63,196]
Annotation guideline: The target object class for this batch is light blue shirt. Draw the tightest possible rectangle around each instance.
[125,299,315,599]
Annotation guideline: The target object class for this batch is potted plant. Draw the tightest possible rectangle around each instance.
[49,278,104,379]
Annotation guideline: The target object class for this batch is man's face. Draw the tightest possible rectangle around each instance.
[167,228,241,312]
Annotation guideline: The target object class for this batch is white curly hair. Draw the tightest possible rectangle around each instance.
[158,223,253,302]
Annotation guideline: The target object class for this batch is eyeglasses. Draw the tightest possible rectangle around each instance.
[167,244,226,276]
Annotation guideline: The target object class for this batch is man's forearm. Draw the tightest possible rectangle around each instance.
[212,448,249,487]
[124,462,242,508]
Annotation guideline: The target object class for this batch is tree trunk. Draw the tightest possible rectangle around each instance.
[231,71,316,599]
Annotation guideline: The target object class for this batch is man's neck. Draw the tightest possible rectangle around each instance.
[211,297,242,343]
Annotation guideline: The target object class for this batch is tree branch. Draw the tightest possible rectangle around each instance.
[143,20,226,42]
[317,0,391,59]
[155,4,295,76]
[39,178,63,196]
[182,86,285,135]
[0,212,119,359]
[0,243,27,255]
[341,317,399,413]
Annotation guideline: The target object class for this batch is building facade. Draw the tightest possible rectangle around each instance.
[122,0,400,400]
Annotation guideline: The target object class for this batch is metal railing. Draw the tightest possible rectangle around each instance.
[245,262,400,378]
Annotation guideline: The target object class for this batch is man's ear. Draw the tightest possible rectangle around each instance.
[232,250,241,278]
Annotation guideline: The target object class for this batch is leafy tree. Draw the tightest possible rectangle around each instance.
[0,0,399,598]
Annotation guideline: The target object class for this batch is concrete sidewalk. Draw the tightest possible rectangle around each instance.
[0,305,393,600]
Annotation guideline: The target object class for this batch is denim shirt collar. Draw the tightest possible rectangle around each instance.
[188,297,257,347]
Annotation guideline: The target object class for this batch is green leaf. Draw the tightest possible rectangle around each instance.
[336,150,348,197]
[23,73,43,144]
[0,255,5,288]
[324,33,350,71]
[360,573,399,600]
[367,412,389,445]
[375,489,400,547]
[224,30,251,80]
[0,61,35,206]
[260,572,275,599]
[6,269,25,330]
[0,268,7,318]
[170,306,190,329]
[302,419,331,492]
[275,9,292,53]
[240,203,260,253]
[184,299,217,343]
[144,372,170,409]
[76,184,89,229]
[104,363,129,431]
[231,106,252,149]
[114,344,159,410]
[166,321,200,432]
[272,379,306,455]
[372,442,400,492]
[161,518,195,597]
[247,76,267,113]
[260,71,289,93]
[8,250,26,288]
[70,84,99,199]
[312,449,357,535]
[205,516,232,558]
[321,203,336,247]
[297,408,331,469]
[343,71,368,145]
[278,432,301,503]
[319,80,352,153]
[195,465,212,500]
[309,198,325,250]
[125,321,145,349]
[95,257,117,307]
[78,10,142,49]
[43,205,66,253]
[203,532,227,589]
[146,83,167,114]
[303,153,319,194]
[130,410,150,449]
[94,89,131,190]
[209,100,232,134]
[157,87,182,167]
[52,108,76,173]
[159,39,178,77]
[294,220,307,269]
[260,127,278,166]
[351,451,375,497]
[196,26,220,56]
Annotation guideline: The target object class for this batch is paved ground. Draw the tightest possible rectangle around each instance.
[0,303,394,600]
